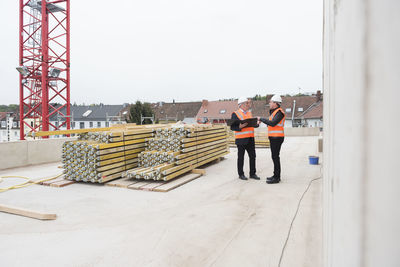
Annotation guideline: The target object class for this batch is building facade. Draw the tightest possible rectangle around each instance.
[0,112,20,142]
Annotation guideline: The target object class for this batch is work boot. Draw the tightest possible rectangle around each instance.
[267,175,275,181]
[238,174,248,180]
[249,174,260,180]
[266,177,281,184]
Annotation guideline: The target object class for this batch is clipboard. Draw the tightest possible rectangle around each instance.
[227,117,258,127]
[239,118,258,127]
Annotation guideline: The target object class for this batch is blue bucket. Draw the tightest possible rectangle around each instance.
[309,156,319,165]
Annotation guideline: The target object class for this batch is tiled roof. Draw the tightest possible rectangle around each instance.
[196,100,238,120]
[0,112,19,121]
[49,105,125,121]
[0,112,7,120]
[247,95,322,119]
[279,96,320,119]
[251,100,269,117]
[153,102,202,121]
[301,101,323,119]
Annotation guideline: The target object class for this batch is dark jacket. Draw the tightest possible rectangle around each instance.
[260,107,285,127]
[230,110,258,145]
[260,107,285,139]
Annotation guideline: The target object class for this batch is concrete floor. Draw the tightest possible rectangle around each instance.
[0,136,322,267]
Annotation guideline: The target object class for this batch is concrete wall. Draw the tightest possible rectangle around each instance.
[0,129,20,142]
[306,118,323,128]
[323,1,400,266]
[255,127,320,136]
[0,137,76,170]
[285,127,320,136]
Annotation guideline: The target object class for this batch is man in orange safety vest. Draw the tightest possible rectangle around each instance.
[230,97,261,180]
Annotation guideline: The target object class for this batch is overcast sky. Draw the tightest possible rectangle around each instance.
[0,0,322,105]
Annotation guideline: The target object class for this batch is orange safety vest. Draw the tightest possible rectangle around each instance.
[268,108,285,137]
[234,109,255,139]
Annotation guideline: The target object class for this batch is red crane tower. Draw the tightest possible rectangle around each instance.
[17,0,70,139]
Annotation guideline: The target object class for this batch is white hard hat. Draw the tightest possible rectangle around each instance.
[237,96,249,105]
[271,94,282,103]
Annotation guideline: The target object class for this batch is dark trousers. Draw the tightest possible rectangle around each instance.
[269,137,284,178]
[236,138,256,176]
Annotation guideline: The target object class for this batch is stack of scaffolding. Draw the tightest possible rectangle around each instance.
[228,130,270,148]
[62,127,154,183]
[124,124,229,181]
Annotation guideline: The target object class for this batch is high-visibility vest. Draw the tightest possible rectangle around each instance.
[268,108,285,137]
[234,109,255,139]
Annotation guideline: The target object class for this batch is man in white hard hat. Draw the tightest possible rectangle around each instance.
[258,94,285,184]
[230,97,261,180]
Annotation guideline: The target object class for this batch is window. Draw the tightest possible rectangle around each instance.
[89,122,93,128]
[219,109,226,114]
[285,108,291,113]
[97,122,101,127]
[1,121,5,128]
[82,110,92,117]
[14,131,18,137]
[71,122,75,129]
[106,122,109,127]
[298,107,303,112]
[80,122,85,129]
[13,122,17,128]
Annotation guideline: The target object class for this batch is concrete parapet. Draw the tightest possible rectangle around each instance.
[0,137,76,170]
[255,127,321,136]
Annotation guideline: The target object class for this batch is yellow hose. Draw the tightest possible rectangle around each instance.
[0,174,63,193]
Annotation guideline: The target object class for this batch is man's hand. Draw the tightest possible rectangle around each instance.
[239,122,248,129]
[257,117,261,125]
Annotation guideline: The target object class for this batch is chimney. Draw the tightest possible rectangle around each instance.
[316,90,322,102]
[202,100,209,107]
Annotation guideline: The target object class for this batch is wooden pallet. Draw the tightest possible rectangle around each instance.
[105,168,206,192]
[40,176,76,188]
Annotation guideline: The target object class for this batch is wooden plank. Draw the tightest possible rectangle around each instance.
[0,204,56,220]
[138,181,166,191]
[153,173,202,192]
[31,127,112,137]
[127,181,152,190]
[49,179,76,187]
[105,177,139,188]
[41,177,65,186]
[191,169,206,175]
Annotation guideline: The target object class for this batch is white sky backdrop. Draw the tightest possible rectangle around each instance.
[0,0,322,104]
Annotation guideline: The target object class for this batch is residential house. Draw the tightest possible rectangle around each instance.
[281,91,323,127]
[49,104,126,131]
[197,90,323,128]
[299,101,323,128]
[152,101,202,124]
[195,100,238,124]
[0,112,20,142]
